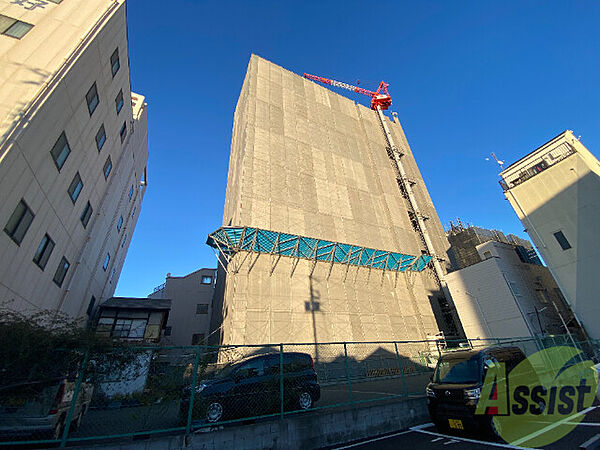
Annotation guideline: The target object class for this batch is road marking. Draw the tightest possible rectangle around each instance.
[431,437,444,442]
[333,430,413,449]
[444,439,459,445]
[410,423,524,449]
[512,406,598,446]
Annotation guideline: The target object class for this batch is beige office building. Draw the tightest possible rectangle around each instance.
[499,131,599,339]
[210,55,462,346]
[0,0,147,320]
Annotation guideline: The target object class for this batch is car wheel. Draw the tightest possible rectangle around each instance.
[298,391,313,410]
[206,401,224,423]
[432,419,448,433]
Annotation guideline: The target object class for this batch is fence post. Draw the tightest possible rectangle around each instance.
[394,342,408,398]
[279,343,284,419]
[343,342,353,404]
[186,346,202,434]
[60,349,89,448]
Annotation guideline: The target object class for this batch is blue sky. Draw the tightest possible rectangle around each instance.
[116,0,600,297]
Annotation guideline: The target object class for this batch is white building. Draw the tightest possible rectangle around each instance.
[499,131,599,339]
[0,0,147,320]
[446,240,576,341]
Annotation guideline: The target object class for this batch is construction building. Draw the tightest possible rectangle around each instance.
[148,268,217,346]
[208,55,463,346]
[0,0,147,320]
[499,130,600,340]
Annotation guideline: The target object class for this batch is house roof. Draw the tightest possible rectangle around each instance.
[99,297,172,311]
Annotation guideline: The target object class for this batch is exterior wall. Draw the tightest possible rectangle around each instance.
[214,55,456,346]
[446,241,571,340]
[500,131,600,339]
[149,268,216,346]
[0,0,148,319]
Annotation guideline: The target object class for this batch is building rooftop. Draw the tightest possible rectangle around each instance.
[100,297,171,311]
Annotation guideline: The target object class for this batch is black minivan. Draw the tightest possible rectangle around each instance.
[180,352,320,423]
[426,346,528,437]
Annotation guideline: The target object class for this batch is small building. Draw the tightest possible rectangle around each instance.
[95,297,171,343]
[446,240,579,341]
[148,268,216,346]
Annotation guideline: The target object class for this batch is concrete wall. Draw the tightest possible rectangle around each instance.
[500,131,600,339]
[446,241,571,340]
[149,269,217,346]
[74,397,428,450]
[214,54,458,347]
[0,0,148,319]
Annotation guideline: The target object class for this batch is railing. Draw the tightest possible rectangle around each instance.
[500,144,576,191]
[0,335,596,447]
[151,282,165,294]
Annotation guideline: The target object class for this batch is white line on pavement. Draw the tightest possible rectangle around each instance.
[409,423,524,449]
[333,430,413,449]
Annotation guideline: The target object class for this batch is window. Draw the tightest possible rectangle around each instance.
[116,215,123,232]
[121,234,127,248]
[95,124,106,151]
[191,333,205,345]
[50,132,71,171]
[237,359,264,379]
[103,156,112,179]
[53,256,70,287]
[4,199,34,245]
[131,206,136,218]
[110,48,120,77]
[128,185,134,201]
[0,15,33,39]
[553,231,572,250]
[86,82,99,115]
[113,318,147,339]
[483,251,492,259]
[80,202,93,228]
[119,121,127,143]
[86,296,96,317]
[201,275,213,285]
[109,268,116,283]
[67,172,83,203]
[164,326,172,336]
[115,89,124,114]
[32,234,55,270]
[196,303,209,314]
[103,253,110,271]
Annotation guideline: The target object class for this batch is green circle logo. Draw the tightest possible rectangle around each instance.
[475,346,598,447]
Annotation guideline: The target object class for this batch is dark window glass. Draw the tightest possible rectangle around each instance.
[201,276,213,284]
[67,172,83,203]
[553,231,572,250]
[110,48,120,77]
[196,303,209,314]
[95,124,106,151]
[191,333,205,345]
[119,121,127,143]
[53,256,70,287]
[0,15,33,39]
[164,326,172,336]
[103,253,110,271]
[121,233,127,248]
[103,156,112,179]
[115,89,124,114]
[87,296,96,317]
[32,234,55,270]
[86,82,99,115]
[117,215,123,232]
[237,358,264,379]
[128,185,133,200]
[50,132,71,171]
[4,199,34,245]
[80,201,93,228]
[109,268,116,283]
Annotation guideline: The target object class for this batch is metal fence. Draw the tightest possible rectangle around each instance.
[0,335,597,447]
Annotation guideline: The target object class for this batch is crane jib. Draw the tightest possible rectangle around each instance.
[329,80,375,97]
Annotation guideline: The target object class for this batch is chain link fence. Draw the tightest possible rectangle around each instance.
[1,335,597,447]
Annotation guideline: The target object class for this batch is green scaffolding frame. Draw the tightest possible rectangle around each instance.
[206,226,432,273]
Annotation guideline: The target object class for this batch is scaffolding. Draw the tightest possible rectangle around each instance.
[207,226,432,275]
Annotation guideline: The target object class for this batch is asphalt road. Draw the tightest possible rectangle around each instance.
[330,405,600,450]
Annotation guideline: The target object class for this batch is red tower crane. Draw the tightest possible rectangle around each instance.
[303,73,392,110]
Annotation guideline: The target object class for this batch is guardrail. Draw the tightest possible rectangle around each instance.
[0,335,595,447]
